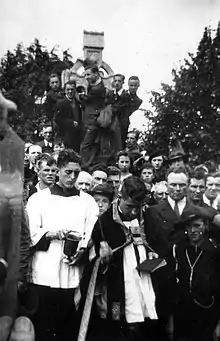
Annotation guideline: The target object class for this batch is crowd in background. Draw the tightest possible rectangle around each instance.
[17,63,220,341]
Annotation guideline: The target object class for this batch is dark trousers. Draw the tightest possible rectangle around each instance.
[30,284,77,341]
[80,124,99,167]
[174,298,218,341]
[119,120,129,150]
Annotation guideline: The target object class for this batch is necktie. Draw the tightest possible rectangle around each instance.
[115,92,119,101]
[174,201,180,217]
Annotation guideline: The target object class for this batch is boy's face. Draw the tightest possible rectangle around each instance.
[58,162,81,189]
[108,174,120,191]
[118,196,141,220]
[49,76,60,91]
[151,156,163,170]
[128,79,139,95]
[38,161,57,186]
[54,143,65,153]
[141,168,154,184]
[65,84,76,100]
[93,194,110,217]
[186,218,206,244]
[118,156,131,172]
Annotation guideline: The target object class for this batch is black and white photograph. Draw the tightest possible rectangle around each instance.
[1,0,220,340]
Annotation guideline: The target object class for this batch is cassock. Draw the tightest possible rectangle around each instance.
[92,200,157,324]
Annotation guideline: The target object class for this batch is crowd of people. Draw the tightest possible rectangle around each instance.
[5,62,220,341]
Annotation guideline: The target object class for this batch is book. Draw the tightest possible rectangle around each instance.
[136,258,167,273]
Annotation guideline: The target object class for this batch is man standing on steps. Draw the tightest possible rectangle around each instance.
[55,81,82,152]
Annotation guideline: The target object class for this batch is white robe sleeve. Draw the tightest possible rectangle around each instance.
[26,191,49,245]
[79,193,99,249]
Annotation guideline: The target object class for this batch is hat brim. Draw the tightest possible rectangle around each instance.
[166,154,188,163]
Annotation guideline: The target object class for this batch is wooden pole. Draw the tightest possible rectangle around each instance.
[0,91,24,341]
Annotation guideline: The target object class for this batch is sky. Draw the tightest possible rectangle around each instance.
[0,0,220,128]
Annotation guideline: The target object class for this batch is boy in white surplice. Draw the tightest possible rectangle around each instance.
[91,176,158,341]
[26,149,99,341]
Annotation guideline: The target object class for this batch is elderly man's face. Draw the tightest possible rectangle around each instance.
[75,171,92,192]
[29,145,42,164]
[92,171,107,187]
[154,184,168,203]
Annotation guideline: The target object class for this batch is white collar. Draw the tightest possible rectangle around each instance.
[203,194,218,209]
[167,196,186,215]
[115,88,124,96]
[44,140,52,147]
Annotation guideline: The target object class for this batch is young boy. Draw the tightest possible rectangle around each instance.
[116,150,132,183]
[171,206,220,341]
[139,162,155,191]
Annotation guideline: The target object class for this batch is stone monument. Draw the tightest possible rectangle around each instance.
[61,30,114,91]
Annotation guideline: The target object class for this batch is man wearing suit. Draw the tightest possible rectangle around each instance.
[107,74,142,149]
[80,62,106,166]
[37,125,54,153]
[144,166,191,340]
[55,81,82,152]
[120,76,142,148]
[45,74,64,126]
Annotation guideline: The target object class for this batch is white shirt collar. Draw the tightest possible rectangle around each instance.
[203,194,218,209]
[115,88,124,96]
[167,196,186,215]
[44,140,52,147]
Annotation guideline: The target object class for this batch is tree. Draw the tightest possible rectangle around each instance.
[146,24,220,163]
[0,39,74,141]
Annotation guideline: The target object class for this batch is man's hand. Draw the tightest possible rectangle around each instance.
[73,121,79,128]
[213,320,220,341]
[148,252,159,260]
[100,241,112,263]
